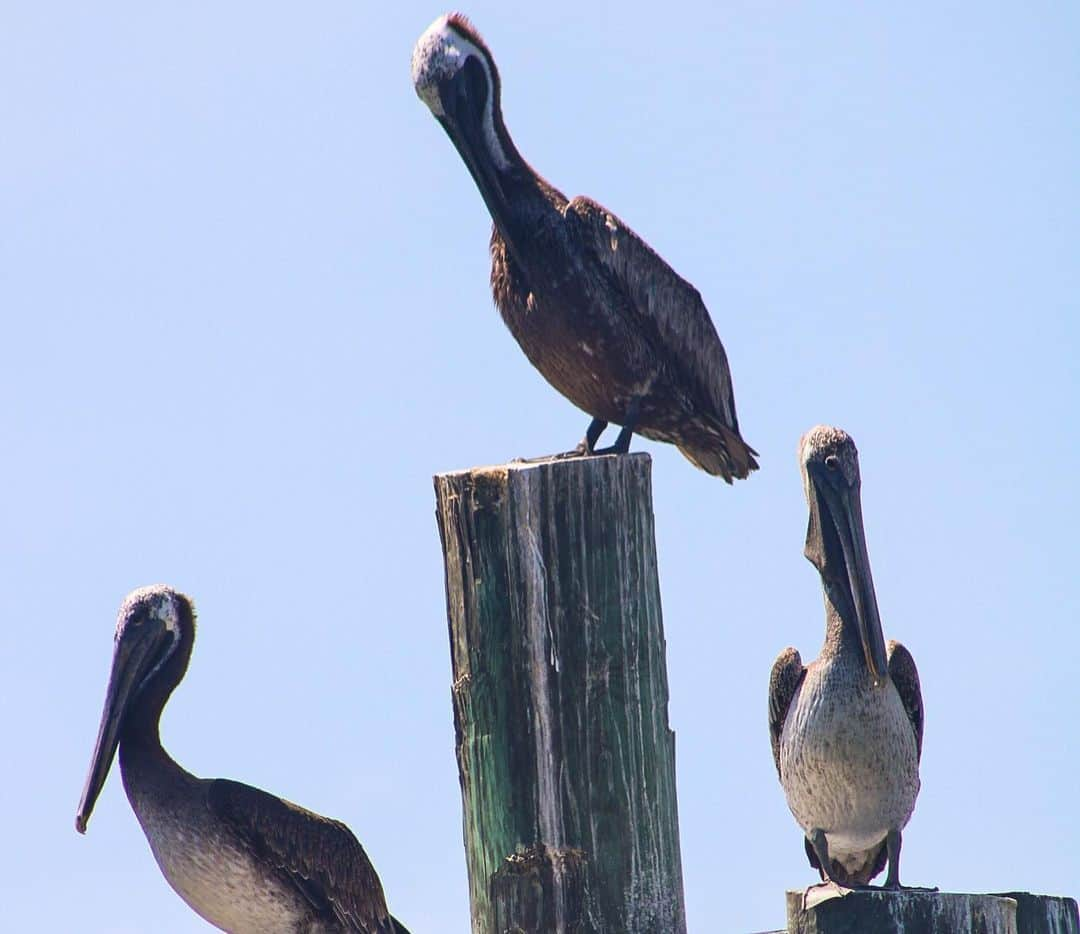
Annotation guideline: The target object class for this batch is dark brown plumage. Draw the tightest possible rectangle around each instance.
[413,14,757,480]
[768,646,805,779]
[207,780,401,933]
[884,640,924,760]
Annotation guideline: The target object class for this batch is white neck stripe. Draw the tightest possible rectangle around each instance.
[412,16,510,171]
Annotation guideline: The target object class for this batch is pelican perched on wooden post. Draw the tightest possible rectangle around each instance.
[769,427,925,888]
[76,585,410,934]
[411,13,758,481]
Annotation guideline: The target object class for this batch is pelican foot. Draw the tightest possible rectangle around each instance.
[579,404,638,457]
[801,881,858,911]
[591,433,633,456]
[511,412,635,464]
[513,447,629,463]
[554,444,590,459]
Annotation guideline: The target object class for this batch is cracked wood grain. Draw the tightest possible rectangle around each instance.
[435,453,686,934]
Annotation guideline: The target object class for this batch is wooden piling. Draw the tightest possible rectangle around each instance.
[434,453,686,934]
[999,892,1080,934]
[785,887,1079,934]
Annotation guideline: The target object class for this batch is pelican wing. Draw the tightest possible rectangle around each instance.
[565,196,743,433]
[207,778,397,934]
[887,640,924,760]
[768,646,805,778]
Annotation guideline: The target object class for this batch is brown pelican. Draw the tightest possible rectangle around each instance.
[768,427,924,888]
[76,585,409,934]
[411,14,758,481]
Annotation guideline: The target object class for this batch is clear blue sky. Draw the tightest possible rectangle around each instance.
[2,3,1077,931]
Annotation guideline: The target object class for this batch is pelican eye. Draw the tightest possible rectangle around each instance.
[825,454,840,471]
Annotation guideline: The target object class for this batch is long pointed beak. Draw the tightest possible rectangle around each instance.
[75,629,159,833]
[440,111,506,212]
[830,484,889,681]
[434,69,522,260]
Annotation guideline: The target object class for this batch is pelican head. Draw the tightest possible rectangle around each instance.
[76,585,194,833]
[799,426,888,681]
[412,14,519,211]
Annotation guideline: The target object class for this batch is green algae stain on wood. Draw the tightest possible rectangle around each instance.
[435,454,686,934]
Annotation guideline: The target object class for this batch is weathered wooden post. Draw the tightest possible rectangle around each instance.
[434,453,686,934]
[785,887,1079,934]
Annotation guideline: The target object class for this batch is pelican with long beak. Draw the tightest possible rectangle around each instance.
[769,427,925,888]
[411,13,758,481]
[76,585,409,933]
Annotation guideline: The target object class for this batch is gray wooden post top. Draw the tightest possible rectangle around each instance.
[785,887,1079,934]
[434,449,651,478]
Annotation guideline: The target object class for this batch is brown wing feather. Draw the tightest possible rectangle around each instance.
[565,197,746,434]
[207,779,395,933]
[887,639,924,761]
[768,646,805,779]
